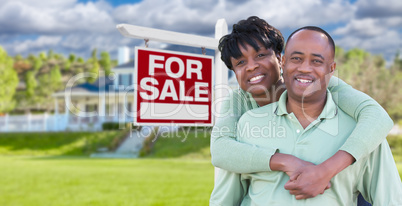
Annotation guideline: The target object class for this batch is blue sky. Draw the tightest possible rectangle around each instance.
[0,0,401,64]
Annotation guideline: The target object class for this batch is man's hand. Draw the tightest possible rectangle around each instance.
[284,164,332,200]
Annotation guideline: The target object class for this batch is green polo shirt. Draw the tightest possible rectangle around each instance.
[233,91,402,206]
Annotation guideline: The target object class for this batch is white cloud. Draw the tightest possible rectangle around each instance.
[336,30,401,62]
[0,0,400,64]
[112,0,355,34]
[239,0,355,29]
[331,0,402,62]
[0,0,77,8]
[0,0,115,35]
[333,18,387,38]
[10,36,62,54]
[355,0,402,18]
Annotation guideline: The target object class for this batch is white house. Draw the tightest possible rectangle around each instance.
[50,47,136,131]
[0,46,238,132]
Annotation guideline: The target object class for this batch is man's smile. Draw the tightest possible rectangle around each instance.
[294,75,315,87]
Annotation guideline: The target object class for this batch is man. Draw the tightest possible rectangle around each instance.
[233,27,402,205]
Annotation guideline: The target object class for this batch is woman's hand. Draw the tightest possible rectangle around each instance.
[284,164,332,199]
[269,153,332,199]
[282,150,355,199]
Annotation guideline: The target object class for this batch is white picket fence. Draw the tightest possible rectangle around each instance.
[0,113,68,132]
[0,113,135,132]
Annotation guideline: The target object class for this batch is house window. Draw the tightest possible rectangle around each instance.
[118,103,124,114]
[118,74,133,87]
[127,102,132,112]
[105,104,112,116]
[85,104,98,112]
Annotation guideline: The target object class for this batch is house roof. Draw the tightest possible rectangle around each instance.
[75,76,115,92]
[53,76,135,97]
[53,60,136,97]
[114,60,134,69]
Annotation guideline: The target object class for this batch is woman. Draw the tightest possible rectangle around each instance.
[210,16,390,205]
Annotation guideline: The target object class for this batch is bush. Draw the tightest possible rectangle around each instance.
[0,131,121,156]
[102,122,140,131]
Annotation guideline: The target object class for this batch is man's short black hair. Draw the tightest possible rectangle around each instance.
[218,16,284,70]
[286,26,335,57]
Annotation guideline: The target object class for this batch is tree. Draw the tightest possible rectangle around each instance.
[34,65,63,110]
[391,50,402,74]
[50,64,63,90]
[336,48,402,120]
[91,48,98,60]
[0,47,18,113]
[68,54,76,63]
[99,51,112,75]
[77,57,84,64]
[25,71,37,98]
[39,52,47,61]
[86,58,99,83]
[48,49,54,60]
[28,54,43,72]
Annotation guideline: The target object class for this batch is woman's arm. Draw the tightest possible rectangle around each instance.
[209,169,247,206]
[329,76,394,160]
[210,89,278,173]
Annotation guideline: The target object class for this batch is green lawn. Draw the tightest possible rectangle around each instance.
[0,156,214,206]
[0,130,215,206]
[0,131,401,205]
[147,128,212,159]
[0,131,124,156]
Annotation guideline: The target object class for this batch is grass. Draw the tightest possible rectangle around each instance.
[0,129,215,206]
[147,127,212,159]
[0,156,214,206]
[0,131,124,156]
[0,131,401,205]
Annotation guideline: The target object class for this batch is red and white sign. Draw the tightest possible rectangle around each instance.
[134,47,213,126]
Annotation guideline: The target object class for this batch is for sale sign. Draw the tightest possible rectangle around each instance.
[134,47,213,126]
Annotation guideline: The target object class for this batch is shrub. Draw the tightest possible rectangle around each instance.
[102,122,140,130]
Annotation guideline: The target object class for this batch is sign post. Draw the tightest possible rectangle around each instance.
[117,19,228,183]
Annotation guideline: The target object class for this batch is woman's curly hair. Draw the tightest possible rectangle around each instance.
[219,16,284,70]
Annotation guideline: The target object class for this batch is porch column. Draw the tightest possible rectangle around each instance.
[113,101,118,122]
[99,92,106,129]
[54,98,59,115]
[5,113,9,132]
[44,112,48,131]
[65,99,70,122]
[27,113,31,131]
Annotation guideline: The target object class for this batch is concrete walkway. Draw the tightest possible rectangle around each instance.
[90,125,179,158]
[90,126,150,158]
